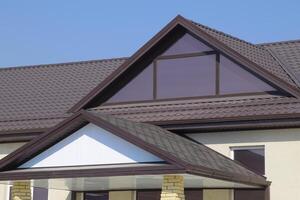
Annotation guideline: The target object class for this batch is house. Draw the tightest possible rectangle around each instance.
[0,15,299,200]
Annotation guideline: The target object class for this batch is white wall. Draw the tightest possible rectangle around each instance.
[48,189,71,200]
[21,123,162,168]
[187,128,300,200]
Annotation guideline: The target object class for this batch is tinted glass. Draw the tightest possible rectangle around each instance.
[107,64,153,103]
[162,33,212,55]
[85,192,108,200]
[157,55,216,99]
[234,148,265,175]
[185,190,203,200]
[137,190,161,200]
[33,187,48,200]
[220,56,275,94]
[234,189,265,200]
[137,190,203,200]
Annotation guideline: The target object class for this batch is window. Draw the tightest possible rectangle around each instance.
[107,64,154,103]
[162,33,212,56]
[220,56,275,94]
[84,192,108,200]
[232,147,265,200]
[234,189,265,200]
[232,147,265,175]
[106,34,277,104]
[33,187,48,200]
[136,189,203,200]
[157,55,215,98]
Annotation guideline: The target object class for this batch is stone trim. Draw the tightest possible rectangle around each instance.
[11,182,31,200]
[161,175,185,200]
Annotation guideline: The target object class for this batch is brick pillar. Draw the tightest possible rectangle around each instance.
[161,175,185,200]
[11,182,31,200]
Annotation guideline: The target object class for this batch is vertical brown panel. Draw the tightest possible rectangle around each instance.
[185,189,203,200]
[33,187,48,200]
[153,60,158,100]
[234,189,265,200]
[215,54,220,95]
[137,190,161,200]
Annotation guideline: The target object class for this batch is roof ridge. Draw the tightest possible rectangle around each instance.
[258,39,300,46]
[0,57,128,71]
[189,20,262,49]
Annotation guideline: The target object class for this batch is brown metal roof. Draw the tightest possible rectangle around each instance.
[0,16,300,135]
[0,58,126,133]
[260,40,300,86]
[191,21,297,87]
[0,111,268,186]
[90,94,300,125]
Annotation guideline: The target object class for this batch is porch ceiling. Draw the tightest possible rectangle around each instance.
[0,174,260,192]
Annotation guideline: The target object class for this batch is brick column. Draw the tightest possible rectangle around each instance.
[11,181,31,200]
[161,175,185,200]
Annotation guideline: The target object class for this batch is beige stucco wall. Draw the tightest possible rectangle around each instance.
[109,191,135,200]
[187,128,300,200]
[203,189,232,200]
[48,189,72,200]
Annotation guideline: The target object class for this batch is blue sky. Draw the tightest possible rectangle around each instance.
[0,0,300,68]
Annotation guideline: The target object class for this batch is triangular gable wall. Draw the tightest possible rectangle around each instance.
[70,16,300,111]
[107,33,277,104]
[20,123,163,168]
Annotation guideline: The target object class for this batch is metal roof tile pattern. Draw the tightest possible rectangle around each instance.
[91,95,300,123]
[0,58,126,131]
[260,40,300,84]
[91,112,267,185]
[191,21,297,87]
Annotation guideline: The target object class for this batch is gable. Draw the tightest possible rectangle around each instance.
[19,123,163,168]
[107,33,277,104]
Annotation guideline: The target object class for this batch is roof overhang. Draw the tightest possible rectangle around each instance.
[0,111,269,189]
[0,164,264,191]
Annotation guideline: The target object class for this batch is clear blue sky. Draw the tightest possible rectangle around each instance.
[1,0,300,68]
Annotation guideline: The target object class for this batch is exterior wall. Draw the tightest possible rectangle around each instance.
[48,189,71,200]
[0,142,26,200]
[203,189,232,200]
[109,191,135,200]
[187,128,300,200]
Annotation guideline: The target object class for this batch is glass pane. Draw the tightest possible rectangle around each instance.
[234,189,265,200]
[162,33,212,56]
[107,64,153,103]
[137,190,161,200]
[33,187,48,200]
[234,148,265,175]
[85,192,108,200]
[220,56,275,94]
[137,190,203,200]
[185,190,203,200]
[157,55,216,99]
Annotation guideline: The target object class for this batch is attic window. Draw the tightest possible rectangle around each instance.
[107,33,276,104]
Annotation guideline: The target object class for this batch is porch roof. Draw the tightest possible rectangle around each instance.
[0,111,268,188]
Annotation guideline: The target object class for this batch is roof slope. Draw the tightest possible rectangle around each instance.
[192,21,297,87]
[0,58,126,133]
[1,16,300,135]
[0,111,267,186]
[260,40,300,85]
[90,112,267,185]
[91,94,300,128]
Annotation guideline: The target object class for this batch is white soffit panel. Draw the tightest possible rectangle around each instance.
[20,123,163,168]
